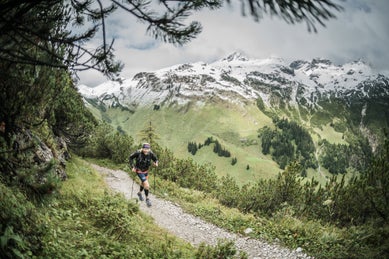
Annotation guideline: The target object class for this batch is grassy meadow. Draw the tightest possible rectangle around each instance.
[87,99,357,186]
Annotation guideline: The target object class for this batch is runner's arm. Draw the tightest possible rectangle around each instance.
[128,151,139,170]
[151,152,158,167]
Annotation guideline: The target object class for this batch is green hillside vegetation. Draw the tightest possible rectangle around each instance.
[88,101,280,184]
[312,123,347,144]
[40,158,195,258]
[1,156,242,258]
[88,94,381,186]
[96,134,389,259]
[4,121,388,258]
[85,116,389,258]
[363,98,389,130]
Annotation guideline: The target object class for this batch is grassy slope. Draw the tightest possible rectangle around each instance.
[40,156,196,258]
[101,101,280,184]
[89,99,358,186]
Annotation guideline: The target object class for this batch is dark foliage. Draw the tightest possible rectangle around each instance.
[259,118,317,170]
[319,138,372,174]
[188,137,232,158]
[231,157,237,165]
[187,141,198,155]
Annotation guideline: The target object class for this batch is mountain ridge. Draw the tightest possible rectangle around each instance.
[78,52,389,111]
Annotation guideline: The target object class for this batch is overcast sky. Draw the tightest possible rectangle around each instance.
[77,0,389,86]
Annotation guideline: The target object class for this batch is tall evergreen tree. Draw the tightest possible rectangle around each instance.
[187,142,198,155]
[138,121,160,148]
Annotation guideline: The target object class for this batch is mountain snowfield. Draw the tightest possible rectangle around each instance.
[78,52,389,109]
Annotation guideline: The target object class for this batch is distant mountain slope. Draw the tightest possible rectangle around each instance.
[78,53,389,184]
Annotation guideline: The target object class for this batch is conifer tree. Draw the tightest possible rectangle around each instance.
[358,133,389,221]
[138,121,160,148]
[231,157,237,165]
[187,142,198,155]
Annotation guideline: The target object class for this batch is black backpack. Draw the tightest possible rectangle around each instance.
[137,150,152,170]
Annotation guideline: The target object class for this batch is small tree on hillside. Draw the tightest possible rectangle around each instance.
[231,157,237,165]
[187,142,198,155]
[137,121,161,151]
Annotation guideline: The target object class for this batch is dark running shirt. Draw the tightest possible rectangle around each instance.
[129,150,158,172]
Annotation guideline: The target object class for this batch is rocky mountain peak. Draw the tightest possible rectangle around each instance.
[222,52,249,62]
[78,54,389,110]
[289,60,309,70]
[311,58,332,66]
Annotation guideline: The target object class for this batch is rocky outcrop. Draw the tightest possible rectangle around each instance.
[13,129,69,181]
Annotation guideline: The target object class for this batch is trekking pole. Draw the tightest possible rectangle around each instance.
[153,166,156,193]
[131,173,134,199]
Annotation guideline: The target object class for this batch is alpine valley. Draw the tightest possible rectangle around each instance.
[78,52,389,185]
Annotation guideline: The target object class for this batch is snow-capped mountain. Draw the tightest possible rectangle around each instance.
[78,52,389,109]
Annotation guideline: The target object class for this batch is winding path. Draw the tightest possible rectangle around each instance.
[91,163,312,259]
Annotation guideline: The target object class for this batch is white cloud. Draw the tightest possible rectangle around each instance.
[77,0,389,86]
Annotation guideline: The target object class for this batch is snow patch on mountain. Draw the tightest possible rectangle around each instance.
[78,52,388,109]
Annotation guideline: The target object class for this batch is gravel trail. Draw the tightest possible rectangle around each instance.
[91,163,312,259]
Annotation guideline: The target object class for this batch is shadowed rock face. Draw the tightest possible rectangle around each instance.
[12,129,69,181]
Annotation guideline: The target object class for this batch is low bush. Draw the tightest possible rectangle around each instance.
[0,182,45,258]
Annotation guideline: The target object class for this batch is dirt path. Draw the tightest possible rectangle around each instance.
[91,164,312,259]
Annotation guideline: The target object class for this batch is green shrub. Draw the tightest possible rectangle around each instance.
[79,123,134,163]
[196,240,247,259]
[216,174,241,207]
[0,182,45,258]
[85,192,139,239]
[40,157,196,258]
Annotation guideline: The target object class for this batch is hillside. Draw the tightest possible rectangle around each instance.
[78,53,389,185]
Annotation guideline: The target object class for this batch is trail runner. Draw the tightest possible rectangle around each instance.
[128,143,158,207]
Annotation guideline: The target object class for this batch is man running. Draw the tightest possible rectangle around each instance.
[128,143,158,207]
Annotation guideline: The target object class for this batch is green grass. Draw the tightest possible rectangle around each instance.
[312,123,347,145]
[84,100,104,121]
[2,156,255,258]
[89,98,376,186]
[99,102,277,185]
[39,156,196,258]
[153,176,385,259]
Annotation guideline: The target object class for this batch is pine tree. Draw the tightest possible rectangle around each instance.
[137,121,160,148]
[231,157,237,165]
[187,142,198,155]
[204,137,213,146]
[213,140,221,154]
